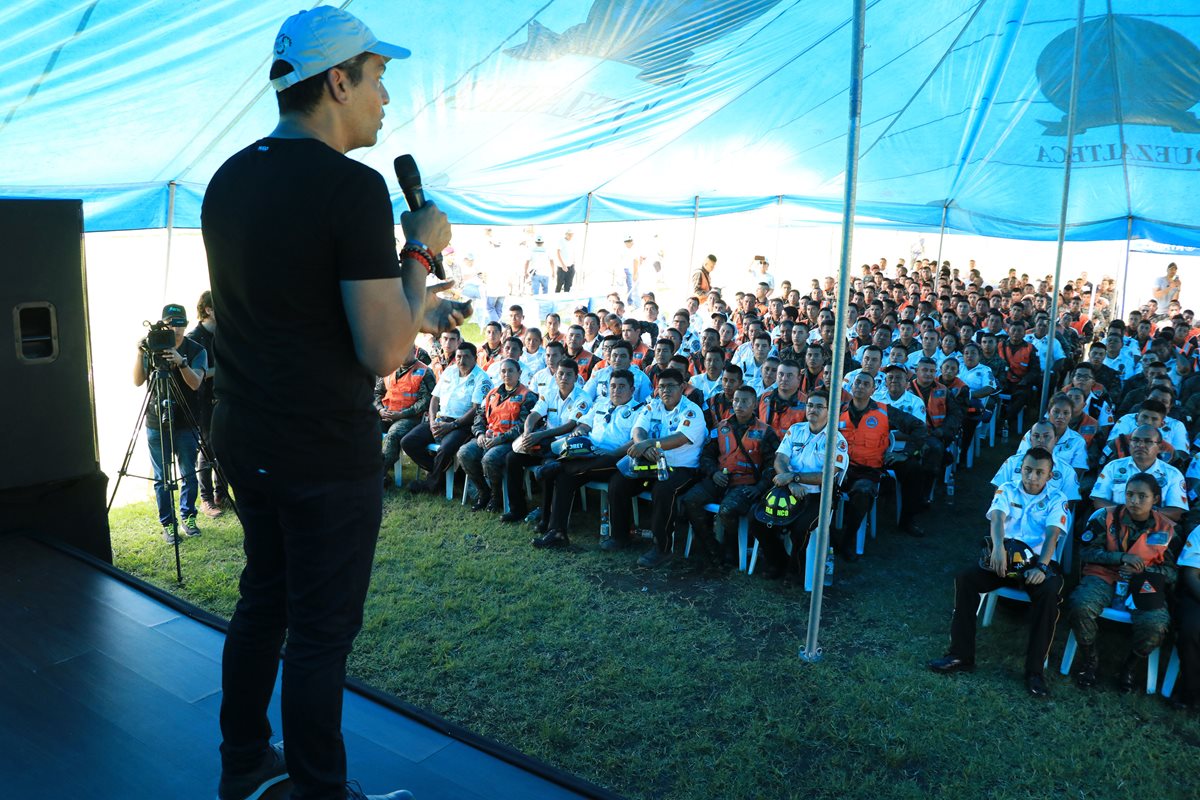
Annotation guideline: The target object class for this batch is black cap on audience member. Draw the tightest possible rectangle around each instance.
[162,304,188,325]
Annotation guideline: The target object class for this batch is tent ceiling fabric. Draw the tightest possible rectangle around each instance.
[2,0,1199,243]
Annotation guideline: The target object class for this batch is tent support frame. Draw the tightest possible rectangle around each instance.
[802,0,866,664]
[1040,0,1087,416]
[163,180,177,303]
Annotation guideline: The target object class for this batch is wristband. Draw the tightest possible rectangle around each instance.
[401,244,435,275]
[406,239,428,251]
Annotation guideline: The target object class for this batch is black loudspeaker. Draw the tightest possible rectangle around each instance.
[0,198,110,561]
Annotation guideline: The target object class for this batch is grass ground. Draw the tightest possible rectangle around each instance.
[109,443,1197,800]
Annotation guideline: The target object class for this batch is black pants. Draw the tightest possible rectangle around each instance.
[608,466,696,551]
[555,264,576,292]
[503,449,548,515]
[400,421,470,482]
[540,452,624,533]
[749,494,822,573]
[218,458,382,800]
[1176,593,1200,704]
[679,477,762,563]
[948,566,1062,677]
[1004,385,1036,436]
[197,421,228,502]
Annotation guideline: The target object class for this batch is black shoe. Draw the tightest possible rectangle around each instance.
[532,529,569,548]
[899,519,925,538]
[1072,644,1099,689]
[1026,673,1050,698]
[500,511,525,523]
[927,655,975,674]
[637,546,673,568]
[599,536,627,551]
[407,479,431,495]
[344,782,414,800]
[470,491,493,511]
[217,742,288,800]
[1117,652,1146,694]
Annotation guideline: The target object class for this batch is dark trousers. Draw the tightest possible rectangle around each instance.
[948,566,1063,677]
[839,464,880,549]
[555,264,576,292]
[400,421,470,482]
[541,452,624,532]
[218,459,382,800]
[958,416,982,464]
[608,466,696,551]
[504,449,547,515]
[1175,593,1200,704]
[197,422,228,503]
[1004,385,1036,436]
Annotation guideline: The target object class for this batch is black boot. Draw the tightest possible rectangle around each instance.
[1072,643,1099,688]
[1117,650,1147,694]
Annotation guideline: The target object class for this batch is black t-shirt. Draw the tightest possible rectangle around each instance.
[202,138,401,478]
[187,322,217,428]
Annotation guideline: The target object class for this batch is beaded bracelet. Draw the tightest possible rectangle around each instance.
[400,243,435,275]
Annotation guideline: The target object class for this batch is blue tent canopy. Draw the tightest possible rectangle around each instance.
[2,0,1199,243]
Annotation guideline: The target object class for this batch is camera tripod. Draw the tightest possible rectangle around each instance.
[108,354,234,583]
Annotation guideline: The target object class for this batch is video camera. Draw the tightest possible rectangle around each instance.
[144,320,176,353]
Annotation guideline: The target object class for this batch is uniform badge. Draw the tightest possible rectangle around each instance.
[1147,531,1171,546]
[865,416,879,428]
[1081,530,1094,543]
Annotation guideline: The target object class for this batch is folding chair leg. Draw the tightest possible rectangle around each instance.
[1162,647,1181,697]
[748,541,759,575]
[1060,630,1078,676]
[804,529,819,592]
[738,518,749,572]
[685,527,694,558]
[980,591,998,627]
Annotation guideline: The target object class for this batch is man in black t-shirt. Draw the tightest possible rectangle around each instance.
[133,303,208,543]
[187,290,228,516]
[203,8,465,800]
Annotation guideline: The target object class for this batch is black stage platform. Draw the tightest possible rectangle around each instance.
[0,535,613,799]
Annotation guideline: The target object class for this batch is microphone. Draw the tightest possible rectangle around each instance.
[393,154,445,279]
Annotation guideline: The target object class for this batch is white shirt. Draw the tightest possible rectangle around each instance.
[1184,454,1200,503]
[432,366,491,419]
[987,480,1071,557]
[526,244,552,276]
[1024,333,1067,365]
[533,385,590,429]
[528,367,557,400]
[1016,427,1089,471]
[677,328,702,356]
[905,349,947,369]
[872,389,927,423]
[689,373,722,398]
[959,362,998,395]
[585,364,652,404]
[843,368,885,393]
[1178,527,1200,569]
[1091,456,1187,510]
[1105,413,1189,456]
[519,348,545,376]
[992,453,1081,501]
[582,398,643,451]
[856,344,891,362]
[1104,352,1139,382]
[633,396,706,468]
[778,423,849,487]
[556,237,576,266]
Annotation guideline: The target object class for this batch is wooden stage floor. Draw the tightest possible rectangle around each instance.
[0,535,614,799]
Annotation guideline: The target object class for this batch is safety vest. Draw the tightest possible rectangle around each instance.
[999,339,1035,385]
[1070,413,1100,445]
[483,384,530,437]
[1082,508,1175,584]
[688,351,705,376]
[1068,315,1090,336]
[707,391,735,428]
[479,343,502,371]
[911,379,948,428]
[759,388,806,436]
[692,269,712,294]
[644,362,668,388]
[631,343,650,368]
[569,348,595,381]
[716,419,770,487]
[382,364,429,411]
[838,401,891,469]
[798,370,824,398]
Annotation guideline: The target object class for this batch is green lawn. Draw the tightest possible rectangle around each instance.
[109,447,1196,800]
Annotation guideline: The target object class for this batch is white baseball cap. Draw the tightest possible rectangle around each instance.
[270,6,411,91]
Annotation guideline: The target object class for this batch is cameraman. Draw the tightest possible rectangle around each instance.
[133,303,208,542]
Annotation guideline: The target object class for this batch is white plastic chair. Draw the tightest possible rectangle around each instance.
[684,503,751,571]
[1059,607,1164,694]
[1161,646,1181,698]
[979,511,1072,627]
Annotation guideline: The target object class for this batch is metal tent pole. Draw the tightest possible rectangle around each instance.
[687,195,700,271]
[801,0,866,664]
[1117,216,1133,321]
[163,181,177,302]
[933,203,948,295]
[580,192,593,280]
[1040,0,1086,416]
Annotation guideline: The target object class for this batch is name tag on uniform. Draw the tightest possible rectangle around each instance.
[1147,531,1171,546]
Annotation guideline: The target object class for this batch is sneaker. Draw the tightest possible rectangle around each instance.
[344,782,414,800]
[637,546,673,569]
[199,499,224,518]
[217,741,288,800]
[181,516,202,537]
[161,525,179,545]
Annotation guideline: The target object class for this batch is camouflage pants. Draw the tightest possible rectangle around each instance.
[1066,575,1170,654]
[381,417,420,470]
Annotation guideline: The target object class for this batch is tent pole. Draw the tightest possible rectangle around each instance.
[802,0,866,664]
[933,203,948,294]
[1117,215,1133,321]
[163,181,177,302]
[580,192,593,283]
[687,195,700,273]
[1040,0,1086,417]
[774,195,783,276]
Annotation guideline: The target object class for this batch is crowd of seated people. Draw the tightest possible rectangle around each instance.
[382,256,1200,711]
